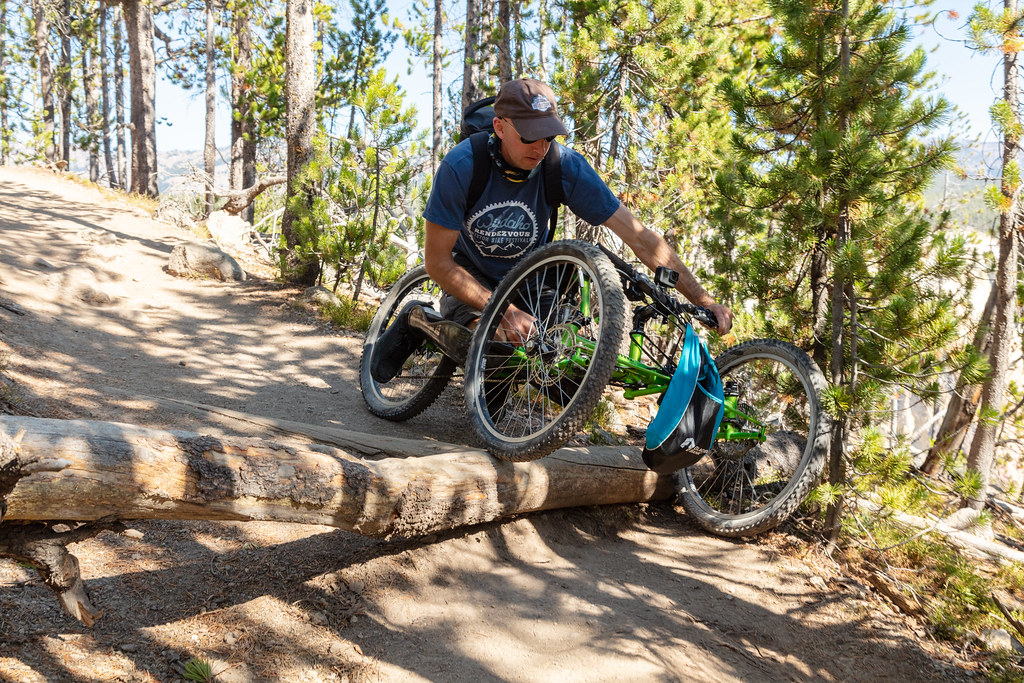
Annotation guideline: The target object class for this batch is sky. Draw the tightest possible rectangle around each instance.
[153,1,1004,154]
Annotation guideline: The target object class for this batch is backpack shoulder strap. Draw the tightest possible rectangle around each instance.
[543,142,563,242]
[466,131,491,216]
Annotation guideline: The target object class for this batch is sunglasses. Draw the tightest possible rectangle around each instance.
[503,119,558,145]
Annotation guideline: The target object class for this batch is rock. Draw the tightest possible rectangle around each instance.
[207,211,252,249]
[153,202,197,232]
[122,528,145,540]
[302,286,342,308]
[167,240,246,281]
[978,628,1024,653]
[328,640,347,656]
[347,579,365,595]
[25,256,56,269]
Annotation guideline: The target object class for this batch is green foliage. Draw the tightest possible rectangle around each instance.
[555,0,771,261]
[278,69,424,296]
[183,657,214,683]
[952,467,984,501]
[807,481,844,508]
[320,296,375,332]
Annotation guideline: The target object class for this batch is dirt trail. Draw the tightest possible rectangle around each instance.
[0,166,969,682]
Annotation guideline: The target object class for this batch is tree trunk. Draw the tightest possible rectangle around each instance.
[0,416,670,624]
[497,0,511,83]
[113,4,128,190]
[280,0,320,284]
[99,6,117,188]
[512,1,522,78]
[920,285,997,476]
[1,0,9,165]
[83,34,100,182]
[824,2,851,544]
[432,0,443,174]
[462,0,480,111]
[204,0,217,215]
[59,0,71,164]
[965,0,1021,512]
[230,4,249,194]
[537,0,548,81]
[353,144,383,302]
[480,0,495,87]
[123,0,159,197]
[608,59,627,168]
[32,0,57,166]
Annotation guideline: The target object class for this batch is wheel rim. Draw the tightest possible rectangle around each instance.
[684,351,819,520]
[476,253,606,443]
[366,273,452,407]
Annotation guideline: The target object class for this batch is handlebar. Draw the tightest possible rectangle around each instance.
[598,245,719,331]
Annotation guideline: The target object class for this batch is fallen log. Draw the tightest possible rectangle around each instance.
[1,415,668,536]
[0,415,669,624]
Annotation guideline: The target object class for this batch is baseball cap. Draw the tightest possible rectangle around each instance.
[493,78,570,141]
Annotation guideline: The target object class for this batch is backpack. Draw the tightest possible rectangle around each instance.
[642,323,725,474]
[460,96,564,241]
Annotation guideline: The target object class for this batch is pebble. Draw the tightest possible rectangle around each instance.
[224,632,237,646]
[809,576,828,591]
[328,640,346,656]
[347,580,365,595]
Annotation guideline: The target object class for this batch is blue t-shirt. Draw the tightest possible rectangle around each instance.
[423,139,621,280]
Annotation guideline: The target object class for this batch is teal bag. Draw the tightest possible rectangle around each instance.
[642,323,725,474]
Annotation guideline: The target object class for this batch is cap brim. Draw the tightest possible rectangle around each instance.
[510,116,569,141]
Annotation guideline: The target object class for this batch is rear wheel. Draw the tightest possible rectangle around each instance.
[677,339,830,537]
[359,265,457,421]
[464,240,627,461]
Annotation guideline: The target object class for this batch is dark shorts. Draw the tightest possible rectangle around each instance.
[440,252,498,327]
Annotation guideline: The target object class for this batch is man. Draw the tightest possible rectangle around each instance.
[371,78,731,383]
[422,78,731,342]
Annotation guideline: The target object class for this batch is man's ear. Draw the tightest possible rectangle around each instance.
[492,117,507,141]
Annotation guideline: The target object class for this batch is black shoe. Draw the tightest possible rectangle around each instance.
[407,305,473,365]
[370,301,428,383]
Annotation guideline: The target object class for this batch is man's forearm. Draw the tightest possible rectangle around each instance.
[605,206,715,307]
[425,257,493,311]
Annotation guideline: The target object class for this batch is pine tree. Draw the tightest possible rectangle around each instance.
[956,0,1022,513]
[715,0,973,537]
[554,0,769,254]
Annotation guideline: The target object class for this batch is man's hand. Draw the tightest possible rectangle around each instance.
[706,303,733,336]
[497,302,536,345]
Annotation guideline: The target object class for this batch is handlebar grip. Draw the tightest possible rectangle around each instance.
[693,306,719,330]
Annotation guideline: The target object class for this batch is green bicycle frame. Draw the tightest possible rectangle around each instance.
[504,275,767,444]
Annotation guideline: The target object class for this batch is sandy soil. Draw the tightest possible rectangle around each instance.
[0,166,974,682]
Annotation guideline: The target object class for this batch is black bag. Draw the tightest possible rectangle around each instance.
[459,96,564,239]
[642,323,725,474]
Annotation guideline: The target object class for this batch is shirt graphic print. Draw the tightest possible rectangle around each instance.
[466,200,539,259]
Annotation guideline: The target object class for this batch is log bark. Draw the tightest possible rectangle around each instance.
[0,416,669,537]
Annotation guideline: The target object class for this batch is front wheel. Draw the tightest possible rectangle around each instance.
[464,240,627,462]
[359,265,457,421]
[677,339,830,537]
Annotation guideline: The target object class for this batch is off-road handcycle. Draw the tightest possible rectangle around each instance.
[359,240,830,537]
